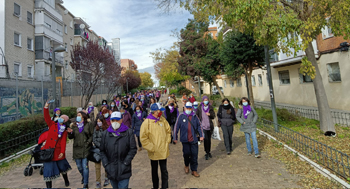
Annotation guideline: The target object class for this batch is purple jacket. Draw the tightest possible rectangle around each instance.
[122,111,132,128]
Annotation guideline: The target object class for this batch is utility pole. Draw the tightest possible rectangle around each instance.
[52,46,65,108]
[264,45,278,131]
[15,73,19,119]
[41,76,44,114]
[245,74,250,100]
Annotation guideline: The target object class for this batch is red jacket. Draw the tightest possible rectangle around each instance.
[189,96,196,103]
[38,107,68,161]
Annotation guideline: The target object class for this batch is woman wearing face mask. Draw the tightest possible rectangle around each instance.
[51,108,61,123]
[101,100,109,109]
[101,109,112,127]
[236,97,260,158]
[109,101,119,112]
[120,108,132,128]
[196,96,215,160]
[87,102,99,122]
[100,112,137,189]
[41,102,71,188]
[122,100,134,117]
[115,96,122,110]
[133,99,140,111]
[93,116,110,188]
[193,102,199,114]
[164,98,179,144]
[67,111,95,188]
[131,106,147,151]
[217,98,236,155]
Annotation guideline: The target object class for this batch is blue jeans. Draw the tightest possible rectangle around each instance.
[244,131,259,155]
[75,158,89,185]
[110,178,130,189]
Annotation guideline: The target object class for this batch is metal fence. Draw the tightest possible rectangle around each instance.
[255,101,350,127]
[0,128,45,158]
[257,118,350,179]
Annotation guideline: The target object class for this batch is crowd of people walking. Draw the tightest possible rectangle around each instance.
[38,89,260,189]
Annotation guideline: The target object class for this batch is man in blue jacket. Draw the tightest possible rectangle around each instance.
[174,102,204,177]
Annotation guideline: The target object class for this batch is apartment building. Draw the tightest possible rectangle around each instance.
[121,59,137,71]
[73,17,90,47]
[0,0,36,79]
[56,3,75,81]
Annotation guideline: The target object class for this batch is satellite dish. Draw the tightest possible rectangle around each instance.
[79,24,85,29]
[64,10,69,15]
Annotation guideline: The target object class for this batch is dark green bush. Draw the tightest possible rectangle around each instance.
[177,86,192,96]
[169,89,177,95]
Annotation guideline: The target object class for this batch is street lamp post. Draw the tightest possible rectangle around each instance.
[52,46,66,108]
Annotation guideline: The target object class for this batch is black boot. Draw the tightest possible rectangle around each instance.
[83,183,89,188]
[45,181,52,188]
[62,173,70,187]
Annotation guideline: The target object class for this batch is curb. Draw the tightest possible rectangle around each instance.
[257,129,350,189]
[0,144,37,164]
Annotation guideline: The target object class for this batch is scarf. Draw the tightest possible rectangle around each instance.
[169,106,174,113]
[87,106,94,114]
[105,116,111,126]
[107,123,129,136]
[202,104,210,113]
[243,105,252,119]
[136,111,143,120]
[147,113,160,123]
[77,121,84,133]
[115,100,120,107]
[57,123,66,138]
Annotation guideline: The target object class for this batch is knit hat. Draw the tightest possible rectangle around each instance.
[202,96,209,101]
[60,115,69,122]
[54,108,61,114]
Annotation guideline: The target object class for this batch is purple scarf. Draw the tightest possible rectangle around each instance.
[107,123,129,136]
[136,111,143,121]
[57,123,66,138]
[243,105,252,119]
[169,106,175,113]
[147,113,160,123]
[202,104,210,113]
[87,106,94,114]
[105,116,111,126]
[115,100,120,107]
[77,121,84,133]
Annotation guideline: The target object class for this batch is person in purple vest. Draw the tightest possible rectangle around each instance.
[174,102,204,177]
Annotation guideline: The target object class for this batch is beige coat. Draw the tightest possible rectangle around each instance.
[140,116,171,160]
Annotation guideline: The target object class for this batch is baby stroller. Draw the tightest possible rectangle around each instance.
[23,128,48,176]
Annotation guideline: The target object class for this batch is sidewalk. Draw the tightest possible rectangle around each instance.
[0,97,302,188]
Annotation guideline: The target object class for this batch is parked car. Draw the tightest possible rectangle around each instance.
[212,86,224,95]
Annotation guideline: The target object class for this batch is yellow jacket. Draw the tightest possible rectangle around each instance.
[140,116,171,160]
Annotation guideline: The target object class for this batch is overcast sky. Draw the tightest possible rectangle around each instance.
[63,0,193,74]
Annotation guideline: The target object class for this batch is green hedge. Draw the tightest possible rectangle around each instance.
[0,107,77,143]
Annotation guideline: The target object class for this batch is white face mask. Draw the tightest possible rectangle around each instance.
[112,122,121,130]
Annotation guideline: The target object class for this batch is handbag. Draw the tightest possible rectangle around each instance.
[38,139,59,162]
[87,146,101,163]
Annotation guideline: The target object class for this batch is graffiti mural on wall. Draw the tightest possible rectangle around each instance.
[0,87,48,124]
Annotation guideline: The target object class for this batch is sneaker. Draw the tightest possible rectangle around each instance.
[255,154,261,158]
[83,184,88,189]
[96,182,101,188]
[208,153,212,158]
[248,152,252,156]
[227,152,231,155]
[205,154,209,160]
[103,178,110,186]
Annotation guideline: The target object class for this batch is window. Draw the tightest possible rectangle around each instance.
[27,11,32,24]
[14,62,21,76]
[70,20,73,28]
[279,70,290,84]
[14,32,21,46]
[65,60,68,69]
[251,76,256,86]
[322,25,334,39]
[258,74,263,86]
[327,63,341,82]
[27,66,33,78]
[237,78,242,87]
[14,3,20,17]
[70,38,73,45]
[65,43,67,51]
[299,69,313,83]
[64,25,67,34]
[27,38,33,50]
[224,80,227,88]
[230,80,234,87]
[45,64,50,75]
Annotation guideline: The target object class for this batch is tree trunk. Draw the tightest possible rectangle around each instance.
[209,83,212,96]
[246,65,254,106]
[305,42,335,133]
[188,78,199,97]
[212,76,224,98]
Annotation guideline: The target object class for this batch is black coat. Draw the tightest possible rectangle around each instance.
[100,129,137,181]
[217,105,236,126]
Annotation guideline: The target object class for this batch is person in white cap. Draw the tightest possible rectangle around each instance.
[140,103,171,189]
[174,102,204,178]
[193,101,199,114]
[100,112,137,189]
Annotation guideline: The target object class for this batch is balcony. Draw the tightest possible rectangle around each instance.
[74,29,89,41]
[35,24,63,44]
[35,0,62,21]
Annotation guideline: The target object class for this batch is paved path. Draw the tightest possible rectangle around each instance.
[0,96,302,188]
